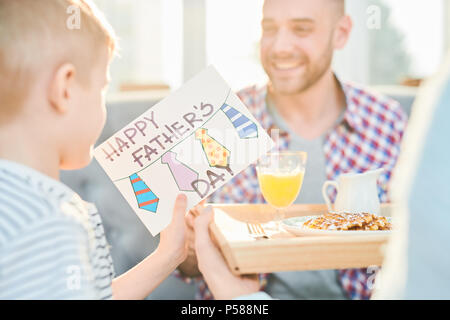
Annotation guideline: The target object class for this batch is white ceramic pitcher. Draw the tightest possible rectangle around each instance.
[321,168,384,215]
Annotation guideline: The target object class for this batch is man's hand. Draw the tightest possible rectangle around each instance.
[194,206,261,300]
[158,194,189,266]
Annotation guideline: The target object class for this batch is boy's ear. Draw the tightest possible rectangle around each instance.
[48,63,76,114]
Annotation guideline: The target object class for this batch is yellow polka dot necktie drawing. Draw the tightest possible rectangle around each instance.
[195,128,233,175]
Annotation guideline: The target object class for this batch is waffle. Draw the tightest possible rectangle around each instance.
[303,212,392,231]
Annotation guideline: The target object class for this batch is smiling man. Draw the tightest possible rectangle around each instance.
[177,0,408,300]
[259,0,348,141]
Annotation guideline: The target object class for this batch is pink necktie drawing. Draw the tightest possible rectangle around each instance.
[129,173,159,213]
[161,151,199,192]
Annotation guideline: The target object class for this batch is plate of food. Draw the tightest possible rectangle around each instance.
[282,212,393,237]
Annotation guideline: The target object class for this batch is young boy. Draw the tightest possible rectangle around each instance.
[0,0,189,299]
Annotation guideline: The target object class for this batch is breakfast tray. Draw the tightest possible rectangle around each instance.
[209,204,393,275]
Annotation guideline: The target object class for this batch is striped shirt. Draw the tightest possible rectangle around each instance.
[0,160,115,299]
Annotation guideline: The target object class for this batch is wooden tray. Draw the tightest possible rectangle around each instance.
[210,204,393,275]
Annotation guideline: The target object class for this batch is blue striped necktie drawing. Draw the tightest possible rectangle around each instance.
[220,104,258,139]
[129,173,159,213]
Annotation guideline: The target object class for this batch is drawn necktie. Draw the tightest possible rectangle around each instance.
[161,151,199,192]
[221,103,258,139]
[129,173,159,213]
[195,128,233,175]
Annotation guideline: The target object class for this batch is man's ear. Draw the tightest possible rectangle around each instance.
[333,15,352,50]
[48,63,76,114]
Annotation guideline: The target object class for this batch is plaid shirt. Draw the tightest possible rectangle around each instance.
[175,79,408,300]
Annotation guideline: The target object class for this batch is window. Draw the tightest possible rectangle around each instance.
[205,0,267,91]
[205,0,448,88]
[94,0,448,98]
[335,0,446,86]
[94,0,183,96]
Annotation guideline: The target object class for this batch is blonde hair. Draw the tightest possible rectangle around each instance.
[0,0,117,120]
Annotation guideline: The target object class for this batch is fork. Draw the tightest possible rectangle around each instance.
[246,223,270,239]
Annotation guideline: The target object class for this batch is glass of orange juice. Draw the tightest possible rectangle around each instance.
[256,151,307,232]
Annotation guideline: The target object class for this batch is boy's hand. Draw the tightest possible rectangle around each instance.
[194,206,261,300]
[178,200,206,276]
[186,199,206,255]
[159,194,189,266]
[113,194,190,299]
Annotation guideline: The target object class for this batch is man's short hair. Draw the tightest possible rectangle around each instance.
[0,0,117,120]
[331,0,345,18]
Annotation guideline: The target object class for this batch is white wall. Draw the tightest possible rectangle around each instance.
[162,0,183,90]
[183,0,207,82]
[133,1,163,83]
[446,0,450,53]
[333,0,371,85]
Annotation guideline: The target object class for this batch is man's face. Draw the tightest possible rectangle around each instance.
[60,49,110,170]
[261,0,340,95]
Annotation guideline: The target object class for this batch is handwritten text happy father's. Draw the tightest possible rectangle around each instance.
[101,102,214,168]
